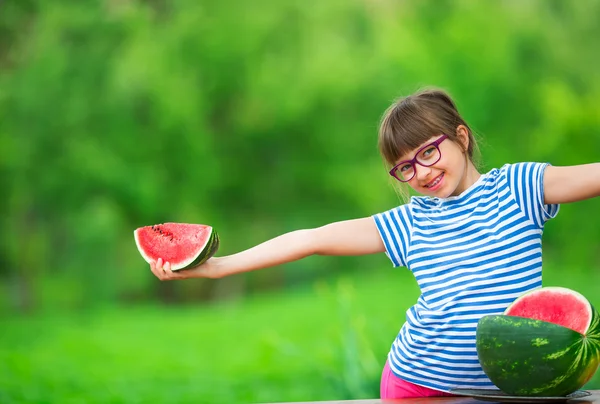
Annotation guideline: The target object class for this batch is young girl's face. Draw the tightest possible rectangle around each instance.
[391,130,474,198]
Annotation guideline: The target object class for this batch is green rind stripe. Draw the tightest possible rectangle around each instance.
[588,303,600,338]
[172,229,220,271]
[585,304,600,384]
[192,230,220,268]
[476,315,600,397]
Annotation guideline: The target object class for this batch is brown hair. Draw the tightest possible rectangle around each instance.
[378,88,480,168]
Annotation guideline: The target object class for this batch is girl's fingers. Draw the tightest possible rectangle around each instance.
[150,260,160,277]
[149,259,185,281]
[150,258,168,279]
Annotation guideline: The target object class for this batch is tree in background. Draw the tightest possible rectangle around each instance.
[1,0,599,313]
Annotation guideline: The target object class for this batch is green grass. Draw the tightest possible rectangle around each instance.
[1,267,598,403]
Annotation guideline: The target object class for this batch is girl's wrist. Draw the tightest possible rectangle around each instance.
[203,256,226,279]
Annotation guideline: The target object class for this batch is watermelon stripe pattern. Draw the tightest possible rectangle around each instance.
[373,163,560,392]
[476,312,600,396]
[589,306,600,354]
[187,231,220,270]
[481,287,600,396]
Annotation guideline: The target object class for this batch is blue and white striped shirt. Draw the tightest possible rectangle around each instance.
[373,162,559,392]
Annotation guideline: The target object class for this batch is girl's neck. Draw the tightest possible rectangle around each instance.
[453,161,482,196]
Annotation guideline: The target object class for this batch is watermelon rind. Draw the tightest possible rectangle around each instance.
[133,224,220,271]
[179,230,220,271]
[476,314,600,397]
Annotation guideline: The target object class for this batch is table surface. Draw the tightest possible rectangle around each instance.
[267,390,600,404]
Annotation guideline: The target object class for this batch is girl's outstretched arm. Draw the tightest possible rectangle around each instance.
[150,217,385,280]
[544,163,600,205]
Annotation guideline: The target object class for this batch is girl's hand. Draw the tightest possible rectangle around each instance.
[149,257,219,281]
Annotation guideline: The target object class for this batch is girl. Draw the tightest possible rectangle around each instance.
[149,88,600,399]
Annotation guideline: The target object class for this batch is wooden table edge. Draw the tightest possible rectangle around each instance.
[264,389,600,404]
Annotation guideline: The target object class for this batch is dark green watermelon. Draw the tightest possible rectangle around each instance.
[476,287,600,397]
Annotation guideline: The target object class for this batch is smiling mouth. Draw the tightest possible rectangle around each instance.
[425,173,444,188]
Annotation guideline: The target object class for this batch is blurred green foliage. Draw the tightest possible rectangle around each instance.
[1,1,600,401]
[1,0,599,314]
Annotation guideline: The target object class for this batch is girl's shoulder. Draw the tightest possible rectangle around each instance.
[475,162,548,186]
[404,163,548,211]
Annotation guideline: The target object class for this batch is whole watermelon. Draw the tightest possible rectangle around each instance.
[476,287,600,397]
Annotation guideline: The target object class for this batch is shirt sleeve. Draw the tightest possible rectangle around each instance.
[503,162,560,229]
[372,203,413,268]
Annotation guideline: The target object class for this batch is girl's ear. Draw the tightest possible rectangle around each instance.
[456,125,470,152]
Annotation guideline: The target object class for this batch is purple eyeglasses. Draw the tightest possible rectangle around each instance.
[389,135,449,182]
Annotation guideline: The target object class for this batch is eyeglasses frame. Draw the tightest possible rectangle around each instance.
[388,134,449,182]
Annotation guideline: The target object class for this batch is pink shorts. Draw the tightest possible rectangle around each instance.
[380,360,456,399]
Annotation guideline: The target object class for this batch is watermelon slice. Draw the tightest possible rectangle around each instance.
[134,223,219,271]
[476,287,600,397]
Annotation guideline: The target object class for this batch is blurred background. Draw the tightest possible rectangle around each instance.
[1,0,599,402]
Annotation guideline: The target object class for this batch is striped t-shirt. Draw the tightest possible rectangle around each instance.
[373,162,560,392]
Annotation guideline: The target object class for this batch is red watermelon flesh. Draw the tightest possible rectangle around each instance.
[134,223,219,271]
[504,287,595,335]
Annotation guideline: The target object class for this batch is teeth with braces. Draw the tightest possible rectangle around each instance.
[426,174,443,188]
